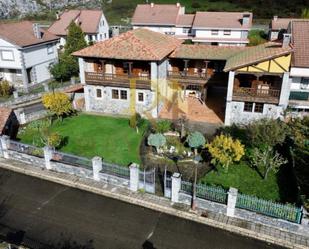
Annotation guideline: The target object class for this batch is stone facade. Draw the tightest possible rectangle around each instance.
[84,85,157,117]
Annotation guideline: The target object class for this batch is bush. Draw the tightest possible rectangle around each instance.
[186,131,206,154]
[0,80,13,97]
[206,134,245,172]
[155,120,172,133]
[42,92,72,119]
[148,133,166,153]
[191,2,201,8]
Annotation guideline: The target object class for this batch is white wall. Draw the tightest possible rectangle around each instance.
[194,29,243,39]
[290,76,309,92]
[290,67,309,77]
[133,25,175,34]
[97,13,109,41]
[0,38,22,69]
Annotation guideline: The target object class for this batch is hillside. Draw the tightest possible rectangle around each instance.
[0,0,308,24]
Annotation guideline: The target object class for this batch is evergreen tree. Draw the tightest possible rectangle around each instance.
[64,21,87,56]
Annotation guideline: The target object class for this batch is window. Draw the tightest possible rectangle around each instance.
[224,30,231,36]
[138,92,144,102]
[112,89,119,99]
[96,88,102,98]
[211,30,219,35]
[254,103,264,113]
[0,50,14,61]
[88,35,93,41]
[47,45,54,54]
[164,32,175,35]
[183,28,190,34]
[120,90,127,100]
[244,102,253,112]
[100,34,103,40]
[300,77,309,89]
[104,33,107,38]
[289,91,309,101]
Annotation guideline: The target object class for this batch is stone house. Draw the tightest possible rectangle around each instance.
[0,107,19,138]
[73,28,293,126]
[48,9,109,48]
[0,21,59,91]
[131,3,252,46]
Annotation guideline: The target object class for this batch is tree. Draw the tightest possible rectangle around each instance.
[206,134,245,172]
[64,21,87,57]
[186,131,206,155]
[50,22,87,82]
[129,113,144,133]
[42,92,72,120]
[301,8,309,18]
[250,147,287,180]
[148,133,166,153]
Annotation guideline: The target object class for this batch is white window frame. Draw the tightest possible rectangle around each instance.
[211,30,219,36]
[243,102,264,113]
[224,30,231,36]
[137,91,145,103]
[111,89,128,100]
[0,50,14,61]
[47,44,54,54]
[95,88,103,99]
[300,77,309,90]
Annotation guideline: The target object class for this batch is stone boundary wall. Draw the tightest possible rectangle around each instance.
[7,150,45,168]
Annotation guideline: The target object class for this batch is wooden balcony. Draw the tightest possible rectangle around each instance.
[85,72,151,89]
[167,70,208,84]
[233,87,281,104]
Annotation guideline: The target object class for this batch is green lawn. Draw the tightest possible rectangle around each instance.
[18,114,147,166]
[200,162,281,201]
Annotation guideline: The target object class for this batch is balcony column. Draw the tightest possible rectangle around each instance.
[78,58,85,84]
[204,60,209,78]
[128,62,133,78]
[101,60,105,74]
[183,59,189,76]
[224,71,235,126]
[279,72,291,108]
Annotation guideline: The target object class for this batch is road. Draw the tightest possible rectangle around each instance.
[0,168,285,249]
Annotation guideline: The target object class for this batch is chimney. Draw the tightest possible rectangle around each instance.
[242,13,250,26]
[282,33,291,48]
[273,15,278,21]
[32,23,42,39]
[150,2,154,8]
[176,2,180,7]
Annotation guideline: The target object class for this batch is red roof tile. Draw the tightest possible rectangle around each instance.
[48,9,103,36]
[192,12,252,30]
[132,4,182,25]
[291,20,309,68]
[0,107,12,134]
[73,28,182,61]
[271,17,298,30]
[0,21,59,47]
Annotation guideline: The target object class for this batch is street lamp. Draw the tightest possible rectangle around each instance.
[192,155,202,211]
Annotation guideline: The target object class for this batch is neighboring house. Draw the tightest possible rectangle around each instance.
[0,21,59,91]
[191,11,252,46]
[74,28,293,126]
[287,20,309,116]
[48,9,109,48]
[0,107,19,138]
[269,16,305,41]
[131,3,252,46]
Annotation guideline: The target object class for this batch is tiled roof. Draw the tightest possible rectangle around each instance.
[224,42,292,71]
[0,107,12,134]
[48,9,103,36]
[291,20,309,68]
[271,18,297,30]
[170,44,245,60]
[0,21,59,47]
[176,14,195,27]
[131,4,181,25]
[192,12,252,29]
[73,28,183,61]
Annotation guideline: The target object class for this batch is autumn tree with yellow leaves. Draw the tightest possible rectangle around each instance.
[42,92,72,120]
[206,134,245,172]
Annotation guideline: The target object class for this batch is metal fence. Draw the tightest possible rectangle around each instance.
[52,151,92,168]
[101,162,130,179]
[181,181,193,194]
[196,184,228,204]
[236,193,303,224]
[8,140,44,158]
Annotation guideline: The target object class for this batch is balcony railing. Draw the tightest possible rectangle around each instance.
[85,72,151,89]
[233,87,281,103]
[167,70,208,80]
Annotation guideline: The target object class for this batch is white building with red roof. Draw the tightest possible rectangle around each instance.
[131,3,252,46]
[48,9,109,48]
[0,21,59,91]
